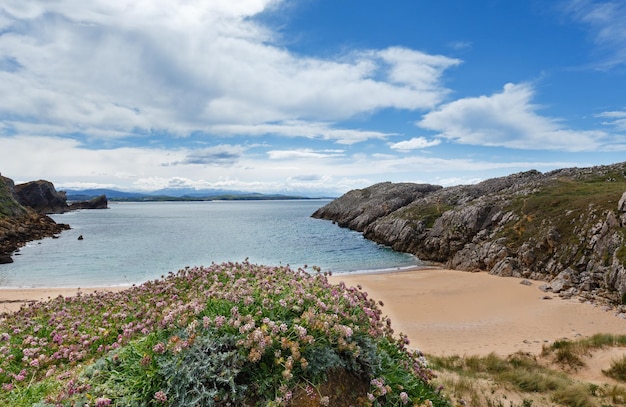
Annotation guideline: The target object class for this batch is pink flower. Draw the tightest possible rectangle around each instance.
[95,397,112,406]
[154,390,168,403]
[152,342,166,354]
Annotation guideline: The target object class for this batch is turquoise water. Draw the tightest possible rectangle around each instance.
[0,200,421,288]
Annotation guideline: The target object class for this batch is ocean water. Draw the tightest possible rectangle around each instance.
[0,200,422,288]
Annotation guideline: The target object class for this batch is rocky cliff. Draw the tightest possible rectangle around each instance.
[13,180,108,213]
[313,162,626,304]
[0,175,71,263]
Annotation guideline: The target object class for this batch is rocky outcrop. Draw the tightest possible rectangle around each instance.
[0,175,72,263]
[313,182,442,231]
[0,213,70,263]
[14,180,70,214]
[13,180,108,214]
[313,162,626,304]
[69,194,108,210]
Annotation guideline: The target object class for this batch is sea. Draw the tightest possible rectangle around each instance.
[0,200,422,288]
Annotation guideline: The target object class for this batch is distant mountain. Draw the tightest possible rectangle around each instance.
[147,188,248,197]
[62,188,325,201]
[63,189,149,201]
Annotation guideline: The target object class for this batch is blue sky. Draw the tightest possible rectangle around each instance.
[0,0,625,196]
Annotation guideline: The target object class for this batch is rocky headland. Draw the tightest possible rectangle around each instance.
[0,175,107,263]
[313,162,626,305]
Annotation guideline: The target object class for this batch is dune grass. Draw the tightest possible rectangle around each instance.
[430,334,626,407]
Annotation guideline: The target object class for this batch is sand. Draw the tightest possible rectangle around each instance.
[3,268,626,358]
[328,268,626,356]
[0,287,127,314]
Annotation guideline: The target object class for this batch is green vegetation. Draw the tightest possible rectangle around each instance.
[542,334,626,370]
[430,334,626,407]
[393,202,454,228]
[0,177,25,218]
[604,356,626,382]
[499,171,626,251]
[0,262,450,406]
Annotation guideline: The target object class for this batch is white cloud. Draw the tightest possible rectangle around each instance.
[267,149,345,160]
[562,0,626,68]
[208,121,396,145]
[389,137,441,151]
[597,110,626,131]
[166,145,247,167]
[1,134,579,195]
[418,82,609,152]
[0,1,459,143]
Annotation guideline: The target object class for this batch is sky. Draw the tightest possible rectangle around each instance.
[0,0,625,196]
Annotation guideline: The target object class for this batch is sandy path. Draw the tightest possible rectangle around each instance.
[329,268,626,356]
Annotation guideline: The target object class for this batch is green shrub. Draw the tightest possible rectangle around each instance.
[158,332,246,406]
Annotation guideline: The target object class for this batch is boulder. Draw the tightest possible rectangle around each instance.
[550,268,579,293]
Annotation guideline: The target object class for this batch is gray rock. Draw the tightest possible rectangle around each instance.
[313,162,626,304]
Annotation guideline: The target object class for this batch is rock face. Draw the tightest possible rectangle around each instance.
[0,175,71,263]
[313,162,626,304]
[14,180,71,214]
[13,180,108,214]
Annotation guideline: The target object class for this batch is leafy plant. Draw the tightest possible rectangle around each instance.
[0,262,451,406]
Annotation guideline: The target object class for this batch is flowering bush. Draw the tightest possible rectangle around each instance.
[0,261,450,406]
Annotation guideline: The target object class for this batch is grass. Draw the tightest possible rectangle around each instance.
[392,201,454,228]
[429,334,626,407]
[499,172,626,251]
[604,356,626,382]
[0,176,26,218]
[0,261,451,406]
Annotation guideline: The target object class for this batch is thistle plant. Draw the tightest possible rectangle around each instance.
[0,261,450,406]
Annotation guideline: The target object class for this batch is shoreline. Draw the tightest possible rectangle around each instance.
[4,267,626,358]
[0,286,127,314]
[328,267,626,356]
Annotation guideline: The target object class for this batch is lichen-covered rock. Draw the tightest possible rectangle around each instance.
[313,162,626,304]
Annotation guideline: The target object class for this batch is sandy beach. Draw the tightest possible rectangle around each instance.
[3,268,626,358]
[329,268,626,356]
[0,287,127,314]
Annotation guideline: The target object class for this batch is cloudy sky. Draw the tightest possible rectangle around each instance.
[0,0,625,196]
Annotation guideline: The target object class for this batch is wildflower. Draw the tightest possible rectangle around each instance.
[12,369,27,382]
[399,391,409,405]
[154,391,168,403]
[95,397,112,406]
[367,393,375,401]
[152,342,166,354]
[320,395,330,406]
